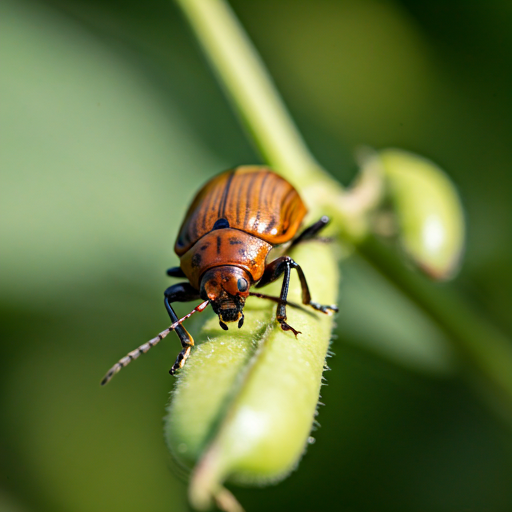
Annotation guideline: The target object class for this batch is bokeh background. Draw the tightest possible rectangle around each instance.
[1,0,511,511]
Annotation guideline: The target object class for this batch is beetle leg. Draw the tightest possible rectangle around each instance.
[255,257,300,335]
[164,283,201,375]
[276,261,301,336]
[256,256,338,335]
[288,261,339,314]
[290,215,330,248]
[166,266,186,278]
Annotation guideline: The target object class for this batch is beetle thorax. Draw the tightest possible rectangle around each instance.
[200,266,251,329]
[179,228,272,290]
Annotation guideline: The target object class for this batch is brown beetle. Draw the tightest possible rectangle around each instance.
[101,166,337,385]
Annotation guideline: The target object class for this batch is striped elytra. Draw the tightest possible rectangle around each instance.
[175,166,307,256]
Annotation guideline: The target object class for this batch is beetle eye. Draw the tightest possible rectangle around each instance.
[237,278,248,292]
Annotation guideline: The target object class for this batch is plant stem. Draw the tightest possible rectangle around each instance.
[174,0,332,186]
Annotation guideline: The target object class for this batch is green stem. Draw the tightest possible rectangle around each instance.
[175,0,333,186]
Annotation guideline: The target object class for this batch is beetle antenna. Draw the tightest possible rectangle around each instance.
[101,300,210,386]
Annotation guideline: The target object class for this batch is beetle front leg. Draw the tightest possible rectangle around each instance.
[256,256,338,335]
[164,282,201,375]
[255,257,301,335]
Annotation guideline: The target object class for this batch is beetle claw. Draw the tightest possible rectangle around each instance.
[279,320,301,337]
[169,346,192,376]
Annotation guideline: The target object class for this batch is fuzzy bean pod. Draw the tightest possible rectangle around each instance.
[164,241,339,509]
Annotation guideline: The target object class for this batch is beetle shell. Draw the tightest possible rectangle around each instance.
[100,166,337,387]
[175,166,307,257]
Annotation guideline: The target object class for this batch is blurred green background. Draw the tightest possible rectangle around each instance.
[1,0,511,511]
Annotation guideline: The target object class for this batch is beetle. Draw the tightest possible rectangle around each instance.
[101,166,337,385]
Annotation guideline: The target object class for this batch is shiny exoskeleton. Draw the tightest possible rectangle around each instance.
[101,166,337,385]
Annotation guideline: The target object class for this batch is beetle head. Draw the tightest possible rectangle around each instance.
[199,266,252,329]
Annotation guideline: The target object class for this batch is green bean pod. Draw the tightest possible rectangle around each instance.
[380,149,465,280]
[164,240,339,509]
